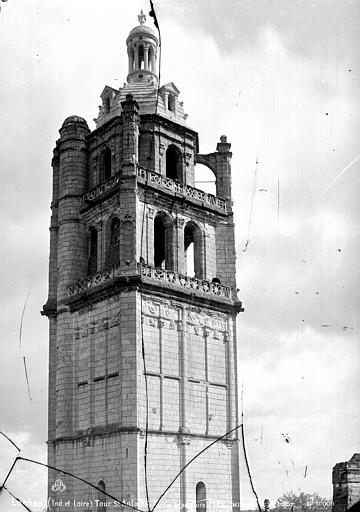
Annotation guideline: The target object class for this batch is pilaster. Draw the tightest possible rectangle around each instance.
[121,94,140,167]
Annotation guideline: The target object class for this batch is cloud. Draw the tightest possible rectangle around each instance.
[238,326,360,503]
[157,0,360,64]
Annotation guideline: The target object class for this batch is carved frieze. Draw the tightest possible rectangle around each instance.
[142,297,231,339]
[188,309,227,331]
[143,297,180,320]
[142,297,181,333]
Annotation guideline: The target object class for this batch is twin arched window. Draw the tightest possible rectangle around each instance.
[88,215,204,277]
[87,217,124,275]
[152,214,204,278]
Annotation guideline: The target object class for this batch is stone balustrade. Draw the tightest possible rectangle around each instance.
[140,264,234,299]
[81,173,121,205]
[137,166,227,212]
[68,266,122,296]
[81,167,227,212]
[68,263,236,301]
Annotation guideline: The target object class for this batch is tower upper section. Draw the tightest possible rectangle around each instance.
[42,9,242,317]
[126,10,159,85]
[95,11,187,128]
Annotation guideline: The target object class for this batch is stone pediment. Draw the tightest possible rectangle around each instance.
[100,85,117,99]
[160,82,180,96]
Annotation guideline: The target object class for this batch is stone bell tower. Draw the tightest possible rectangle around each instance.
[42,10,243,512]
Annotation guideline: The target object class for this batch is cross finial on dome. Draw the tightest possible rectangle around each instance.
[138,9,146,25]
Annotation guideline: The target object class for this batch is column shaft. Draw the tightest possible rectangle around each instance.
[134,47,139,69]
[144,45,149,70]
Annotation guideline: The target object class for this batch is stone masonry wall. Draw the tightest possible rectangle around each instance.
[137,294,239,512]
[138,120,197,184]
[137,436,237,512]
[49,288,239,512]
[48,433,138,511]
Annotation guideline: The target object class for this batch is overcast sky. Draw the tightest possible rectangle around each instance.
[0,1,359,511]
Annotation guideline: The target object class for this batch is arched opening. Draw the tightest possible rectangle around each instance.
[154,216,165,268]
[97,480,107,512]
[148,48,152,71]
[104,97,111,114]
[194,163,216,195]
[196,482,206,512]
[88,227,98,276]
[139,45,144,70]
[166,145,182,182]
[186,240,195,276]
[132,50,135,70]
[154,212,174,270]
[105,217,120,268]
[102,147,112,181]
[184,221,203,278]
[168,93,175,112]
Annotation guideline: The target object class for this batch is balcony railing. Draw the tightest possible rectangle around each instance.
[80,167,228,213]
[140,264,234,300]
[137,167,227,212]
[81,173,121,205]
[68,266,122,296]
[68,263,236,301]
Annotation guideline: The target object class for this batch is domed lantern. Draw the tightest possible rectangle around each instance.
[126,10,159,85]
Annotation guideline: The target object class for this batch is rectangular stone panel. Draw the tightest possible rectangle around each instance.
[162,378,179,431]
[208,385,227,435]
[207,334,226,384]
[143,318,160,373]
[94,332,106,378]
[78,384,89,430]
[78,336,89,383]
[187,381,206,433]
[94,379,106,425]
[107,375,120,423]
[162,323,179,377]
[147,375,161,430]
[187,331,205,380]
[107,331,119,375]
